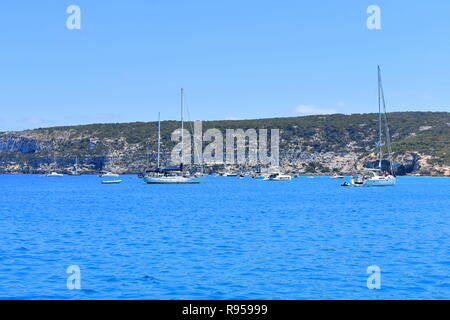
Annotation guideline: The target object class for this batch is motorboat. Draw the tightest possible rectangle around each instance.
[263,173,292,181]
[98,172,119,178]
[46,172,63,177]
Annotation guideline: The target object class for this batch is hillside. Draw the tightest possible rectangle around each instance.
[0,112,449,175]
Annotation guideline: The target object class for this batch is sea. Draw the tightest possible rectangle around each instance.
[0,174,449,299]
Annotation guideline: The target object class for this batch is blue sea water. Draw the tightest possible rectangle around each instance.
[0,174,449,300]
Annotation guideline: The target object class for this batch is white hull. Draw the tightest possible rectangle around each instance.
[351,176,396,187]
[221,173,237,177]
[269,176,292,181]
[46,172,63,177]
[99,173,119,178]
[363,177,396,187]
[263,174,292,181]
[102,180,122,184]
[253,175,266,179]
[143,176,200,184]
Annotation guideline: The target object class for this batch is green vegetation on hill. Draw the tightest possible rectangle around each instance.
[1,111,449,173]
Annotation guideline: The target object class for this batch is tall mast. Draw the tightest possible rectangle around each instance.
[377,66,383,170]
[157,112,161,169]
[379,68,394,175]
[180,88,184,169]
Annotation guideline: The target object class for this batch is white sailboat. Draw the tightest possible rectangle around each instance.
[99,145,120,178]
[70,156,81,175]
[143,90,200,184]
[351,66,397,187]
[46,152,63,177]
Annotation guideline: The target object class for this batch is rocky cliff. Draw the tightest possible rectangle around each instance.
[0,112,449,176]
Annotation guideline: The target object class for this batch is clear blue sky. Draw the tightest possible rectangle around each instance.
[1,0,449,131]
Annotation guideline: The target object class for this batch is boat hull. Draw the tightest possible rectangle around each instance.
[351,177,396,187]
[363,177,397,187]
[102,180,122,184]
[143,176,200,184]
[268,176,292,181]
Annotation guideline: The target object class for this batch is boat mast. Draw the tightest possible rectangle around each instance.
[180,88,184,171]
[157,112,161,169]
[377,66,383,170]
[378,67,395,174]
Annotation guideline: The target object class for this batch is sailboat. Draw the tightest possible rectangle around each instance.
[143,89,200,184]
[98,148,119,178]
[70,156,81,175]
[46,151,63,177]
[351,66,397,187]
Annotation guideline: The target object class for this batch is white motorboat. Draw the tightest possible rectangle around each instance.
[98,172,119,178]
[331,175,345,179]
[46,172,64,177]
[263,173,292,181]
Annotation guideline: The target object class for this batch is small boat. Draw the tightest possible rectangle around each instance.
[263,173,292,181]
[46,172,64,177]
[98,172,119,178]
[252,174,266,179]
[341,182,350,187]
[192,172,207,178]
[101,180,122,184]
[219,171,238,177]
[331,175,345,179]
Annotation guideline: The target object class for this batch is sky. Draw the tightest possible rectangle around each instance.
[0,0,449,131]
